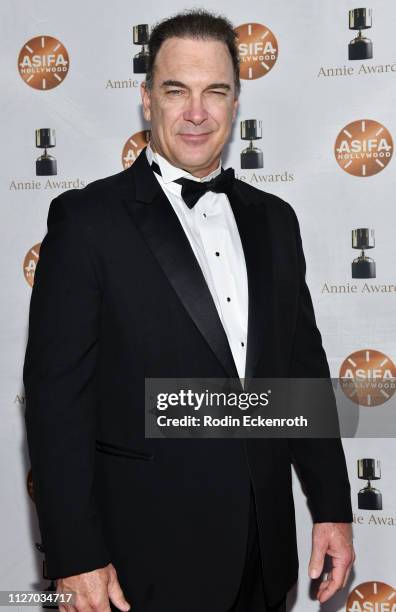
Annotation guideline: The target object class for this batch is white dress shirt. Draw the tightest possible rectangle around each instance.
[145,143,249,384]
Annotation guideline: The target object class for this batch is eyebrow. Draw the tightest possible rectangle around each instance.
[160,79,231,91]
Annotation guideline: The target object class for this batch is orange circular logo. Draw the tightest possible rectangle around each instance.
[18,36,70,90]
[24,243,41,287]
[235,23,278,80]
[122,130,151,169]
[335,120,393,177]
[340,349,396,407]
[347,581,396,611]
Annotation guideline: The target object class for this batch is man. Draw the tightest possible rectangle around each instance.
[23,9,355,612]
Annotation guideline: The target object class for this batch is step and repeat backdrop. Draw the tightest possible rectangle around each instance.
[1,0,395,610]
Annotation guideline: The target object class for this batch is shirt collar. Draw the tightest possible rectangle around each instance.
[145,141,222,184]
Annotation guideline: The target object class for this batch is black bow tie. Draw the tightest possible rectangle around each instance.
[150,160,235,209]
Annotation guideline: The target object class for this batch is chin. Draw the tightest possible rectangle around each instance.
[176,144,214,164]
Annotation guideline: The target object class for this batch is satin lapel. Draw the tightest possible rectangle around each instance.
[228,182,274,389]
[122,147,240,380]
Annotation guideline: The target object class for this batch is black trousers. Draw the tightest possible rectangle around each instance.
[228,485,287,612]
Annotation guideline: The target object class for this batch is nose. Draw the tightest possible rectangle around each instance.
[182,93,209,125]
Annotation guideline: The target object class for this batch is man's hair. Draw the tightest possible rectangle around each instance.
[145,8,241,98]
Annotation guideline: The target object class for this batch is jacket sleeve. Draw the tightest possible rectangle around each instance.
[23,194,111,579]
[285,203,353,524]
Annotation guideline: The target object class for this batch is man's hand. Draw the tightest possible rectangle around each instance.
[308,522,355,604]
[56,563,131,612]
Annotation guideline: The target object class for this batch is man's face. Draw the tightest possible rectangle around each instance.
[141,37,239,177]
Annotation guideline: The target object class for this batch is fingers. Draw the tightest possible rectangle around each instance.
[310,522,356,603]
[315,549,355,603]
[57,583,79,612]
[107,570,131,612]
[58,590,108,612]
[316,571,333,603]
[55,564,131,612]
[316,564,345,604]
[308,534,327,579]
[58,606,78,612]
[341,550,355,589]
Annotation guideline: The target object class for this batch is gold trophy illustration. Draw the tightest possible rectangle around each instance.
[348,8,373,60]
[240,119,263,169]
[351,228,376,278]
[358,458,382,510]
[35,129,57,176]
[132,24,150,73]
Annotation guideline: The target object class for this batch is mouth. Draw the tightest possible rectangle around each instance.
[178,133,211,144]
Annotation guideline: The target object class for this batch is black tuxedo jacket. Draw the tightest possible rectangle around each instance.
[23,146,352,612]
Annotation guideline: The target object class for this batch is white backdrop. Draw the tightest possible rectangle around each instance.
[1,1,395,610]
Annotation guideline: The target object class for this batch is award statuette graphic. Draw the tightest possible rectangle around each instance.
[35,129,57,176]
[348,8,373,60]
[240,120,263,169]
[132,24,149,73]
[357,458,383,510]
[351,228,376,278]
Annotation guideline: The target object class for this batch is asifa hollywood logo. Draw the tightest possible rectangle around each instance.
[346,581,396,611]
[339,349,396,407]
[18,36,70,90]
[24,243,41,287]
[334,120,393,177]
[121,130,151,169]
[235,23,278,80]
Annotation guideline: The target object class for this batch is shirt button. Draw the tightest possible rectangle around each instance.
[215,251,220,256]
[203,213,207,217]
[226,297,231,302]
[241,342,245,347]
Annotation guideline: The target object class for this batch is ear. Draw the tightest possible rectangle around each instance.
[141,81,152,122]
